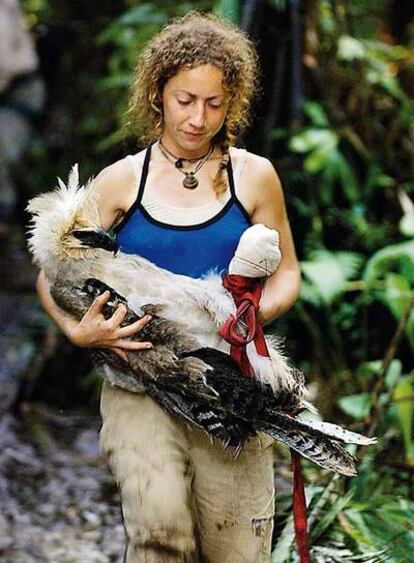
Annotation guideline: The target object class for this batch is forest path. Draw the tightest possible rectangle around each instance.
[0,406,125,563]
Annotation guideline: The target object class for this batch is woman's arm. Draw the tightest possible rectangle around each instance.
[36,270,152,360]
[248,157,301,325]
[35,158,152,361]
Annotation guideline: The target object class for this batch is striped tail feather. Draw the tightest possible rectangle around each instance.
[256,413,359,476]
[299,418,377,446]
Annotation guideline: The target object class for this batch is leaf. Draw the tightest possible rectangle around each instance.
[268,0,288,10]
[271,485,319,561]
[335,151,359,203]
[383,273,412,318]
[341,509,377,546]
[311,490,354,541]
[384,359,403,389]
[118,4,166,26]
[338,393,372,420]
[299,279,323,306]
[337,35,367,60]
[304,146,332,174]
[363,240,414,284]
[400,213,414,237]
[301,250,363,305]
[380,273,414,351]
[289,128,338,155]
[303,101,329,127]
[393,375,414,462]
[271,512,295,562]
[355,359,402,389]
[214,0,240,22]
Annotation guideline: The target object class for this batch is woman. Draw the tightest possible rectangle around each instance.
[36,11,301,563]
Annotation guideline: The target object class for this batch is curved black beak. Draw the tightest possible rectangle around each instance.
[72,228,119,254]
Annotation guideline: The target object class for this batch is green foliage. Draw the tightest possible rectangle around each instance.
[363,243,414,348]
[393,373,414,463]
[273,4,414,555]
[301,249,363,305]
[363,241,414,285]
[338,392,372,421]
[289,105,359,205]
[273,470,414,562]
[214,0,240,22]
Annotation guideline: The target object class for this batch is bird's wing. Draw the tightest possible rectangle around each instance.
[144,381,241,444]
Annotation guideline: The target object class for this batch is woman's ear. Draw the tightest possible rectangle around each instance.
[149,88,162,114]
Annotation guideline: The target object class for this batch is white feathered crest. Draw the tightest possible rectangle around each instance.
[27,165,100,270]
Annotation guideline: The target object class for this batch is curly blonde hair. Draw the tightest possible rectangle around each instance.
[127,11,261,196]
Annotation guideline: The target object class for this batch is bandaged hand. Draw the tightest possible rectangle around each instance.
[228,223,281,278]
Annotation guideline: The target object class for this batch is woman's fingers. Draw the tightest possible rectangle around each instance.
[109,347,129,363]
[107,337,152,364]
[109,339,152,351]
[86,290,111,318]
[106,303,128,327]
[116,315,152,337]
[75,291,154,351]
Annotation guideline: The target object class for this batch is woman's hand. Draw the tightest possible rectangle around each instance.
[67,290,153,363]
[37,269,152,364]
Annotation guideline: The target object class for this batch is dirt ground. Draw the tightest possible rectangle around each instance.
[0,406,126,563]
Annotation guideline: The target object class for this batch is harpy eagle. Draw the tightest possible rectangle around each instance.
[27,165,296,395]
[26,166,375,475]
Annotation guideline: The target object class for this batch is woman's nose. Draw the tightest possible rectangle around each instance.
[189,103,206,129]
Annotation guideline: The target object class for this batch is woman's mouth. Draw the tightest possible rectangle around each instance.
[183,131,204,140]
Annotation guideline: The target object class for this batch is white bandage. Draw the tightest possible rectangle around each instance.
[228,224,281,278]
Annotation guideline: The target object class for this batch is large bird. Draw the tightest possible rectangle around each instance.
[27,165,296,395]
[27,167,376,475]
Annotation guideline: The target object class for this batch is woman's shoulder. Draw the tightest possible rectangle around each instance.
[91,149,147,228]
[233,147,284,217]
[232,146,280,186]
[94,156,132,190]
[95,146,147,187]
[93,145,149,198]
[246,148,275,172]
[231,146,275,174]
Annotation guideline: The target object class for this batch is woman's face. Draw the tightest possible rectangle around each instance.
[160,63,230,156]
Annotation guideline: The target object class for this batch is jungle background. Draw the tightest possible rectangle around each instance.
[0,0,413,561]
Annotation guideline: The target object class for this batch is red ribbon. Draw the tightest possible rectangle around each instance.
[292,451,311,562]
[219,274,268,376]
[220,273,311,563]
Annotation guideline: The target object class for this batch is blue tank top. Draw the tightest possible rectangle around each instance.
[114,144,252,279]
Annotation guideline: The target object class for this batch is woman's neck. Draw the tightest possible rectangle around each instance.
[159,134,214,161]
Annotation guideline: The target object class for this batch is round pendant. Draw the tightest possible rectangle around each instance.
[183,173,198,190]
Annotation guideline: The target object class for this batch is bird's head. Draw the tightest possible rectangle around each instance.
[27,164,118,276]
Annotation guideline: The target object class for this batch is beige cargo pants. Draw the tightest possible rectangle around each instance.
[99,381,275,563]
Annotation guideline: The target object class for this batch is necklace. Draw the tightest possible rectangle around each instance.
[158,139,215,190]
[159,139,211,164]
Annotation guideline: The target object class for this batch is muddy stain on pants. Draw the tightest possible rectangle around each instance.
[99,381,275,563]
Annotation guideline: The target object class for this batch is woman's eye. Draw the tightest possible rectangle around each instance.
[209,103,222,109]
[178,100,191,106]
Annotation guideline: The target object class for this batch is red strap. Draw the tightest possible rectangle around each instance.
[221,273,311,562]
[291,451,311,562]
[219,275,268,376]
